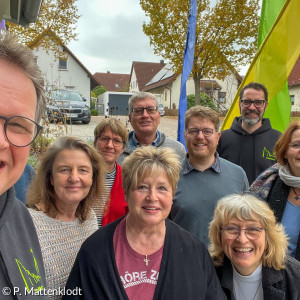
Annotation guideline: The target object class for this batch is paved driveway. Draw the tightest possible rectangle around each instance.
[49,115,179,142]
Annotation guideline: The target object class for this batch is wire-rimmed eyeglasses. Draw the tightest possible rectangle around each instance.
[186,128,214,137]
[221,226,265,240]
[0,115,43,147]
[240,99,266,108]
[131,106,158,116]
[98,136,125,147]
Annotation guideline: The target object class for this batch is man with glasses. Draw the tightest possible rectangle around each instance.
[0,33,47,297]
[117,92,186,164]
[217,82,281,185]
[170,105,248,246]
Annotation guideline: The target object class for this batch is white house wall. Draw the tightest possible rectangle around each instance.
[33,44,91,106]
[129,69,139,92]
[289,85,300,112]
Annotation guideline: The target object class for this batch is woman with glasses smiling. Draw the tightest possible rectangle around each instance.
[93,118,128,227]
[250,121,300,262]
[209,193,300,300]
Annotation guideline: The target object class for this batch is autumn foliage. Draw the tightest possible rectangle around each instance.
[140,0,260,105]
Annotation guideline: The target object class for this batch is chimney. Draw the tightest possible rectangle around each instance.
[160,60,164,65]
[107,71,110,73]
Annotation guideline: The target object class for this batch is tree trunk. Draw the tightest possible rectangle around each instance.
[193,74,201,106]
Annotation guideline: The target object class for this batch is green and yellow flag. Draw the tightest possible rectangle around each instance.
[221,0,300,132]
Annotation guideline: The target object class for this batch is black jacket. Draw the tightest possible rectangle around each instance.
[217,117,281,185]
[63,218,226,300]
[216,256,300,300]
[0,188,46,299]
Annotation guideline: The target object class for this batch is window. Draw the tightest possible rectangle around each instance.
[59,58,67,70]
[290,95,295,105]
[219,92,226,103]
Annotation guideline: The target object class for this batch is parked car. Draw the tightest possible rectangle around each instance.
[158,103,165,116]
[46,90,91,124]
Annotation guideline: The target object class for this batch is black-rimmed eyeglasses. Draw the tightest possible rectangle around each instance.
[186,128,214,137]
[240,99,266,108]
[131,106,158,116]
[221,226,265,240]
[0,115,43,147]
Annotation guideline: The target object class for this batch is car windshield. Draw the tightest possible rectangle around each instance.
[51,91,83,102]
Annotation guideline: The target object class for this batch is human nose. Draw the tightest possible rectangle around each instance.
[0,122,9,149]
[69,170,80,182]
[195,130,205,138]
[248,101,257,110]
[106,138,114,147]
[141,108,150,117]
[236,229,249,243]
[147,187,158,200]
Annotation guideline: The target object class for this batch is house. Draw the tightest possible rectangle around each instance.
[130,61,242,110]
[288,56,300,112]
[28,30,101,107]
[93,72,130,92]
[129,61,166,95]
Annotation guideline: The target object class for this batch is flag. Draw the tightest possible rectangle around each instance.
[177,0,197,147]
[221,0,300,132]
[0,20,5,31]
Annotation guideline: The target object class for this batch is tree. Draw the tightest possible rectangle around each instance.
[92,86,107,98]
[140,0,260,105]
[6,0,80,54]
[187,93,216,110]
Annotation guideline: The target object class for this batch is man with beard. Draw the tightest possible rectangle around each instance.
[170,106,248,246]
[217,82,281,185]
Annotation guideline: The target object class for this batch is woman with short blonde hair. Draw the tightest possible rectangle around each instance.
[209,193,300,299]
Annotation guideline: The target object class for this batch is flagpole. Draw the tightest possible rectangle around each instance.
[177,0,197,148]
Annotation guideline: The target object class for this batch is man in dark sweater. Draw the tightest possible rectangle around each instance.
[217,82,281,185]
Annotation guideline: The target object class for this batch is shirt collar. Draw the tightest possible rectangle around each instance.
[130,131,160,150]
[182,152,221,174]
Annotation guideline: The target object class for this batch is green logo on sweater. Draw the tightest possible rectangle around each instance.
[262,147,276,161]
[15,248,44,293]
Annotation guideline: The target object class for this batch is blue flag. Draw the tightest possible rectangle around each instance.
[177,0,197,148]
[0,19,5,31]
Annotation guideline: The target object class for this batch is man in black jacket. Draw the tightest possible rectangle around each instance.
[217,82,281,185]
[0,32,47,298]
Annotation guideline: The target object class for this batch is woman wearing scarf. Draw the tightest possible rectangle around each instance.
[250,121,300,261]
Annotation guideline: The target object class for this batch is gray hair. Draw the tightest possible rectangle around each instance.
[128,92,158,112]
[0,32,46,122]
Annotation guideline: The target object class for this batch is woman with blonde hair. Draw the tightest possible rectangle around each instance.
[27,136,106,299]
[209,193,300,300]
[64,146,225,299]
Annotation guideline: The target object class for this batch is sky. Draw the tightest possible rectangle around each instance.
[68,0,162,75]
[68,0,258,77]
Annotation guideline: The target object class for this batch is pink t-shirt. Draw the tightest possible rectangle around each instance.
[113,218,164,300]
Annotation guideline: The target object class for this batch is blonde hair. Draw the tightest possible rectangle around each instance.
[208,193,288,270]
[27,136,106,221]
[122,146,180,197]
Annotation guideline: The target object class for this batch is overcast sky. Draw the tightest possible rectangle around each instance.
[68,0,161,75]
[68,0,256,77]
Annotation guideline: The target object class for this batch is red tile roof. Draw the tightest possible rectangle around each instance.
[288,57,300,87]
[93,72,130,92]
[130,61,165,91]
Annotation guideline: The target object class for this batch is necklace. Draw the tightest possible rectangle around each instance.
[234,280,262,300]
[292,187,300,200]
[125,219,165,266]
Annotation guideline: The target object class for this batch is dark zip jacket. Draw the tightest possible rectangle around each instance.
[217,117,281,185]
[0,188,46,299]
